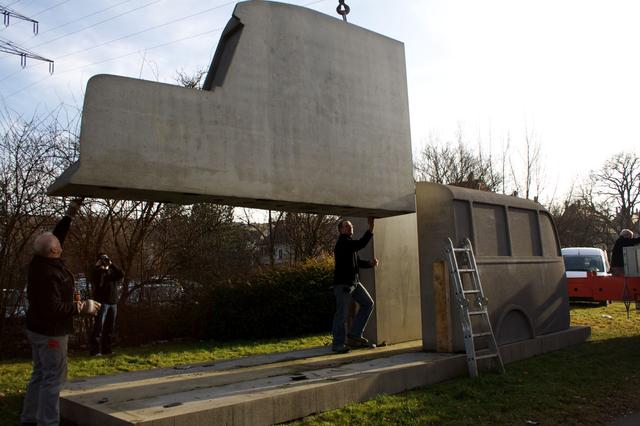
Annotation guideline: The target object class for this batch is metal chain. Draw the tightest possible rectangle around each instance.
[336,0,350,22]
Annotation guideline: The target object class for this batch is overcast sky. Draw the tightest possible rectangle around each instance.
[1,0,639,202]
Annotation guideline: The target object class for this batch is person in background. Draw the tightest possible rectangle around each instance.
[610,229,640,275]
[89,253,123,356]
[21,198,101,426]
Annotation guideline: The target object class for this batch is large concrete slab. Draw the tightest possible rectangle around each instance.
[48,1,415,218]
[60,327,589,425]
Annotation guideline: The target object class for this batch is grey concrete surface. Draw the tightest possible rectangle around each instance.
[60,327,589,425]
[349,214,422,345]
[48,1,415,218]
[416,182,570,352]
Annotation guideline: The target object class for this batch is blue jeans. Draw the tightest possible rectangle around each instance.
[21,330,68,426]
[332,282,374,348]
[91,303,117,355]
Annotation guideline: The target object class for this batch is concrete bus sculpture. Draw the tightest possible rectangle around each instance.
[48,2,587,425]
[416,182,570,352]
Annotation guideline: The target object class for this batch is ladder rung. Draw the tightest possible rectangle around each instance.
[453,248,471,252]
[458,268,476,273]
[473,332,493,338]
[463,290,480,294]
[468,310,488,316]
[475,353,499,361]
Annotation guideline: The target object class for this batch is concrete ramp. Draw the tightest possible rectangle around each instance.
[60,327,589,425]
[48,1,415,217]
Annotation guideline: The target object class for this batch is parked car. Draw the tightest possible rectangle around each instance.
[562,247,611,305]
[2,287,27,319]
[561,247,610,278]
[128,277,185,305]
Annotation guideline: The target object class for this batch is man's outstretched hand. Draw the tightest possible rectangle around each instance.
[65,197,84,218]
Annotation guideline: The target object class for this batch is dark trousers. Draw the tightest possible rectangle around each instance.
[90,303,117,355]
[331,283,374,348]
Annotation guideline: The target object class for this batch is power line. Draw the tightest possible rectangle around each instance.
[1,5,39,33]
[54,0,237,60]
[3,26,224,99]
[0,36,54,71]
[31,0,73,18]
[0,0,162,82]
[0,0,73,34]
[0,4,54,70]
[27,0,164,50]
[2,0,333,100]
[33,0,135,37]
[0,0,232,82]
[3,0,136,41]
[68,28,223,74]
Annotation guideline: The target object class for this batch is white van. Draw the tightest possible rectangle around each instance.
[561,247,610,278]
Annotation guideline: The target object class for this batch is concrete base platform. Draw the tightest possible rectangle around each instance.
[61,327,590,425]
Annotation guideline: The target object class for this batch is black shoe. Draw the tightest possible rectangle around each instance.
[347,334,369,346]
[331,345,351,354]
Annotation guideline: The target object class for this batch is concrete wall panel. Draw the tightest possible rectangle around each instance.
[48,1,415,217]
[350,214,422,345]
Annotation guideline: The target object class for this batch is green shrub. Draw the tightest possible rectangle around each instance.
[202,257,335,340]
[104,257,335,346]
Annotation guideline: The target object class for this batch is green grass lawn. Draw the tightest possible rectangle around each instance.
[1,303,639,426]
[0,334,331,426]
[299,303,640,426]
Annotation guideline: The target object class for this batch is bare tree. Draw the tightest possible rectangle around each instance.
[508,126,545,200]
[283,213,335,262]
[174,69,206,90]
[0,107,74,329]
[154,203,251,284]
[106,201,165,303]
[239,208,285,267]
[590,152,640,232]
[549,187,612,249]
[414,131,503,191]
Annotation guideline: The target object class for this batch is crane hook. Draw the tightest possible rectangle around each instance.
[336,0,350,22]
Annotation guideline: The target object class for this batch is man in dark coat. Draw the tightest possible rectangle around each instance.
[610,229,640,275]
[89,253,123,356]
[331,217,378,353]
[21,199,101,426]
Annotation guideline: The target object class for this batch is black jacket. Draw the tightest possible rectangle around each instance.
[26,216,78,336]
[333,230,374,286]
[611,236,640,268]
[90,264,123,304]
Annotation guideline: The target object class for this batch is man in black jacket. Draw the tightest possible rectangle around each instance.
[331,217,378,353]
[21,199,101,426]
[89,253,123,356]
[610,229,640,275]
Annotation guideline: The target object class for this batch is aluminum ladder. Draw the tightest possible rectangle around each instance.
[445,238,505,377]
